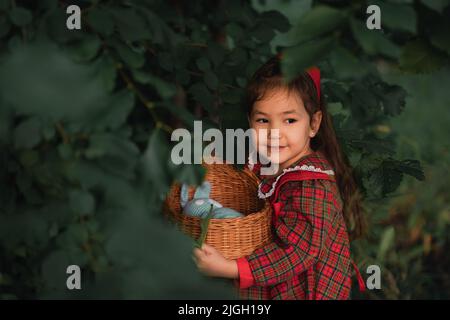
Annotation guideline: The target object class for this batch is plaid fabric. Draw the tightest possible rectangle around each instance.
[237,152,352,300]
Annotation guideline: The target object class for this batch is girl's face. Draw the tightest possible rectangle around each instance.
[249,88,322,173]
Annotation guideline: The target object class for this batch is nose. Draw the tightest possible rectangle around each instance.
[268,125,281,141]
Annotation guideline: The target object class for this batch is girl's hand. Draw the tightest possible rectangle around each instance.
[192,244,238,279]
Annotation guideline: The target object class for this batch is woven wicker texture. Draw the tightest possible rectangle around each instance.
[163,163,272,260]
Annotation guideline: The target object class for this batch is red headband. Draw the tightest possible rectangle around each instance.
[306,66,321,103]
[276,53,321,103]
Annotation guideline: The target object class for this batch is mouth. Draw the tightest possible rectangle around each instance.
[266,145,287,150]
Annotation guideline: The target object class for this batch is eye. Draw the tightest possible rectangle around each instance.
[255,118,268,123]
[286,118,297,124]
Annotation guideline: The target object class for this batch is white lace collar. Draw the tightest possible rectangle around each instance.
[257,165,335,199]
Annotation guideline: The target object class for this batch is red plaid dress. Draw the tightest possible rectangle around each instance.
[235,151,360,300]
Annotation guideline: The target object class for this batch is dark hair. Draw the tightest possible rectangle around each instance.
[245,56,367,240]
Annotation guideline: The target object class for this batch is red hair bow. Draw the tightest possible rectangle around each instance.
[276,53,321,103]
[306,66,321,103]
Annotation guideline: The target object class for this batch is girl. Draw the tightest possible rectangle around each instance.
[193,56,367,300]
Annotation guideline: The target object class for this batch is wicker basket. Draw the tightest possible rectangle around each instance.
[163,163,272,260]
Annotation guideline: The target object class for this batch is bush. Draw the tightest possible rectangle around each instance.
[0,0,448,299]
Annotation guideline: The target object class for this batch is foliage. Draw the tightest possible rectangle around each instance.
[0,0,448,299]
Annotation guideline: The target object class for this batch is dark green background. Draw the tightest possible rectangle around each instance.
[0,0,448,299]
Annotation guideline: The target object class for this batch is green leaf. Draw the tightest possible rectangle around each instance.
[158,52,173,72]
[222,87,244,104]
[18,150,39,167]
[41,120,56,141]
[66,35,101,62]
[91,90,135,131]
[430,19,450,55]
[245,58,262,78]
[14,117,42,149]
[381,166,403,195]
[226,48,248,67]
[58,224,90,247]
[9,6,32,26]
[57,143,73,160]
[132,71,176,99]
[0,0,9,10]
[69,189,95,215]
[45,8,79,44]
[329,46,366,80]
[349,79,387,123]
[204,71,219,90]
[375,83,407,116]
[350,19,400,58]
[292,5,346,43]
[85,134,129,160]
[111,39,145,69]
[207,42,226,68]
[40,250,72,294]
[0,42,109,122]
[142,128,171,195]
[324,81,350,105]
[0,15,11,38]
[225,22,244,42]
[365,157,419,196]
[219,102,249,129]
[8,34,22,52]
[175,69,191,86]
[399,40,447,73]
[16,171,32,198]
[110,8,150,42]
[236,77,247,88]
[162,102,197,129]
[195,204,214,248]
[170,164,205,186]
[196,57,211,72]
[389,159,425,181]
[281,36,335,81]
[351,138,395,156]
[139,6,181,47]
[250,24,275,43]
[377,226,395,262]
[85,133,139,179]
[260,10,290,33]
[93,55,117,92]
[86,7,114,36]
[0,103,13,144]
[420,0,450,13]
[373,0,417,33]
[189,83,214,111]
[37,0,57,11]
[431,32,450,55]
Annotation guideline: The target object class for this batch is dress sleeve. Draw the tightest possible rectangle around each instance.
[237,179,336,289]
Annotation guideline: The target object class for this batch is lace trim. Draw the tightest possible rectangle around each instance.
[247,151,257,172]
[257,165,335,199]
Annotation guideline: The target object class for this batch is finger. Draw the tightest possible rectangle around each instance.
[193,248,205,259]
[201,244,215,254]
[202,243,212,250]
[202,244,220,256]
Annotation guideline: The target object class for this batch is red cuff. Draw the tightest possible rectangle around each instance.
[236,257,255,289]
